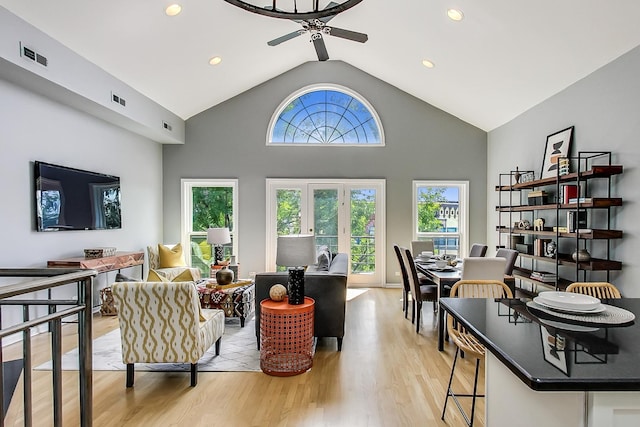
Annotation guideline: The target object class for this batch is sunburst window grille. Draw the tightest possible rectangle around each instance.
[268,85,383,145]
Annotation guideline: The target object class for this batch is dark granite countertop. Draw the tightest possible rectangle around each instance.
[439,297,640,391]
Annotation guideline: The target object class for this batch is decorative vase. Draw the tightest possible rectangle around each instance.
[215,266,234,286]
[287,267,305,305]
[572,249,591,262]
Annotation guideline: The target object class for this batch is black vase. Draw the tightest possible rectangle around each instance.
[216,266,234,286]
[287,267,305,305]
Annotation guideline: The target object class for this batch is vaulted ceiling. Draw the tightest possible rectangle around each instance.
[3,1,640,131]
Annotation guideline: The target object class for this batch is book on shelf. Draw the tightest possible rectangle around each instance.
[530,271,557,283]
[553,226,569,233]
[534,238,552,257]
[568,197,592,204]
[566,209,588,232]
[561,184,579,204]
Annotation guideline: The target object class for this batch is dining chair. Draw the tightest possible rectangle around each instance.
[495,248,519,275]
[393,244,412,319]
[566,282,622,299]
[461,257,506,282]
[411,239,435,256]
[468,243,488,257]
[441,280,513,427]
[401,247,438,333]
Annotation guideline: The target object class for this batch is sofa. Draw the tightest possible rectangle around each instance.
[254,252,348,351]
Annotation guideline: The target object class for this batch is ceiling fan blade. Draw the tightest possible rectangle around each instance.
[328,26,368,43]
[268,30,303,46]
[313,36,329,61]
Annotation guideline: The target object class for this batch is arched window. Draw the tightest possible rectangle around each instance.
[268,84,384,145]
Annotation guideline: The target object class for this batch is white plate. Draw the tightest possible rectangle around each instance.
[539,318,600,332]
[536,291,601,311]
[533,296,606,314]
[427,265,456,272]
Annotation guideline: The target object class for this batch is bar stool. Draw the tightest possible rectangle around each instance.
[441,280,513,427]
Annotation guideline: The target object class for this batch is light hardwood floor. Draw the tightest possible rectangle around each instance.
[3,288,485,426]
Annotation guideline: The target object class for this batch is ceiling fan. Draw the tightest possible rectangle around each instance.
[265,2,368,61]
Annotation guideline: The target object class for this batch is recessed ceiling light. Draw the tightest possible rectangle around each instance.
[165,4,182,16]
[422,59,435,69]
[209,56,222,66]
[447,9,464,21]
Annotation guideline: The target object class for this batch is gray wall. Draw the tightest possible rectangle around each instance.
[488,46,640,297]
[0,77,164,336]
[163,61,487,283]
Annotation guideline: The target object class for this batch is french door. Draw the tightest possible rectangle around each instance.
[266,179,385,286]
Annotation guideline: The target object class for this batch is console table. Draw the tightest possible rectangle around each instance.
[48,251,144,311]
[47,251,144,272]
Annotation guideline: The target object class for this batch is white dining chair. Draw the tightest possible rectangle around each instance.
[411,240,435,256]
[461,257,506,282]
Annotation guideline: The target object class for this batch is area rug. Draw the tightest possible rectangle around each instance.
[37,317,261,372]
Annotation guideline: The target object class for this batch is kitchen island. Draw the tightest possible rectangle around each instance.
[439,297,640,427]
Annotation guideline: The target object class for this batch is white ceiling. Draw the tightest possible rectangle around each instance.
[3,0,640,131]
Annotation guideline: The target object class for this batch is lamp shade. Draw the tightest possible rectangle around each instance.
[207,228,231,245]
[276,235,316,267]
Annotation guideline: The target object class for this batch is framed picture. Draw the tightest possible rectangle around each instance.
[540,326,569,375]
[540,126,574,179]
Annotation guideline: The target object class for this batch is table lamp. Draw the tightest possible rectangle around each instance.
[207,227,231,265]
[276,234,316,305]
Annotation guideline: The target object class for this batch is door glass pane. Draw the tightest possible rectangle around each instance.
[350,188,376,274]
[313,189,339,253]
[416,186,460,256]
[190,186,234,276]
[277,189,302,235]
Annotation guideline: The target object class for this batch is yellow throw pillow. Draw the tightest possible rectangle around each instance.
[171,269,194,282]
[146,269,169,282]
[158,243,186,268]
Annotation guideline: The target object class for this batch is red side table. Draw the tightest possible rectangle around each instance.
[260,297,315,376]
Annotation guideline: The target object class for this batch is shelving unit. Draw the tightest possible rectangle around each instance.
[496,152,623,297]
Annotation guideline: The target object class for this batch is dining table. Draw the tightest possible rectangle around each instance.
[414,257,515,351]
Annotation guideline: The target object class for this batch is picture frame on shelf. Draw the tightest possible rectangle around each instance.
[540,126,574,179]
[540,326,569,375]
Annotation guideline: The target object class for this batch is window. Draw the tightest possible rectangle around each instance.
[413,181,469,257]
[268,84,384,145]
[181,179,238,277]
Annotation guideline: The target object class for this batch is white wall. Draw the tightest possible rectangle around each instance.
[488,45,640,297]
[0,77,164,338]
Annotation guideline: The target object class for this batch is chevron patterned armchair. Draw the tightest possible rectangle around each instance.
[111,281,225,387]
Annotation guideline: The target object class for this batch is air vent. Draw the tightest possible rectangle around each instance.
[36,53,48,66]
[111,92,126,107]
[162,121,173,132]
[20,42,48,67]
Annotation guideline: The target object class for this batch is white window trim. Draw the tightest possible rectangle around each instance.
[412,180,469,257]
[266,83,385,147]
[180,179,239,264]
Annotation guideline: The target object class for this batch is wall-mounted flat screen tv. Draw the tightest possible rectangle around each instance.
[34,161,122,231]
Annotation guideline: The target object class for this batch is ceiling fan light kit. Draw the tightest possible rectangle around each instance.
[225,0,368,61]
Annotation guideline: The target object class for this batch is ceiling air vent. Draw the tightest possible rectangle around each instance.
[20,42,48,67]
